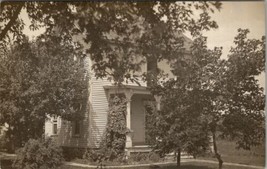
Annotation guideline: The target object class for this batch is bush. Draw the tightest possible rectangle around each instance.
[12,137,64,169]
[127,152,163,164]
[62,147,85,161]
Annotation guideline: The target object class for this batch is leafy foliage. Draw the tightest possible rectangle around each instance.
[1,2,222,84]
[12,137,64,169]
[144,101,157,145]
[62,147,86,161]
[146,30,265,169]
[221,29,265,150]
[0,35,88,152]
[0,37,45,152]
[148,35,221,159]
[103,95,128,158]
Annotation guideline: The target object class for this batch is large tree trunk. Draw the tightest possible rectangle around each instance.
[176,148,181,168]
[212,131,223,169]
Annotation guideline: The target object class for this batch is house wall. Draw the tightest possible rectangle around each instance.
[89,76,111,147]
[44,55,175,148]
[45,109,90,148]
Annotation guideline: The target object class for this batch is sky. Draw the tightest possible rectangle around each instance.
[201,1,265,88]
[201,1,265,60]
[21,1,266,88]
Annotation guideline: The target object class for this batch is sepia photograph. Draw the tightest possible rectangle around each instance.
[0,1,265,169]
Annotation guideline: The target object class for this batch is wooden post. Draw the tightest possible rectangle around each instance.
[125,90,133,151]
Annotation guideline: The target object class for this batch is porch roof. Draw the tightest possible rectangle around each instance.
[103,85,151,95]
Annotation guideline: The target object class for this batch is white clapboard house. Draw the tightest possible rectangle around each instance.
[45,33,192,155]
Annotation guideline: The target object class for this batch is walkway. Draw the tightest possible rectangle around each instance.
[64,159,265,169]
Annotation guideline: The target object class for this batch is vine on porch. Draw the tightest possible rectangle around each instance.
[104,95,128,159]
[84,95,128,163]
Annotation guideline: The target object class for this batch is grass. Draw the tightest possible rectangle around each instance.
[199,139,265,167]
[61,139,265,169]
[60,161,262,169]
[2,139,264,169]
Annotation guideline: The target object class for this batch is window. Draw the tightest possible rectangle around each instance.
[52,118,58,135]
[72,120,81,136]
[53,123,57,135]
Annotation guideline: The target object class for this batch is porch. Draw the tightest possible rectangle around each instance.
[103,85,161,156]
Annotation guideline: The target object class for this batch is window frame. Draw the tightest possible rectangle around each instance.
[52,117,58,136]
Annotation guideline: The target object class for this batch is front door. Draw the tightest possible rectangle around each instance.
[131,95,145,145]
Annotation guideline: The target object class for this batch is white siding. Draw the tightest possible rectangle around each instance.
[89,76,111,147]
[44,118,53,137]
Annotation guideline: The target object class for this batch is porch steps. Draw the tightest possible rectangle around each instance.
[165,152,193,159]
[127,145,152,153]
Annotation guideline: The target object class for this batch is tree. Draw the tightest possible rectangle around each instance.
[75,2,222,84]
[210,29,265,169]
[1,2,222,84]
[146,35,222,168]
[0,2,76,43]
[0,35,88,152]
[147,29,265,169]
[166,29,264,169]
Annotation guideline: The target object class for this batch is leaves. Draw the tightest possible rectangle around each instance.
[0,35,88,151]
[12,137,64,169]
[220,29,265,149]
[147,29,265,160]
[1,2,222,84]
[94,95,127,161]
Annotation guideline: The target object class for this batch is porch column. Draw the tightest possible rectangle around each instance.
[154,95,162,110]
[125,89,133,148]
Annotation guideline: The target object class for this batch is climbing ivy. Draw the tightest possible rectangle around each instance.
[103,95,128,160]
[84,95,128,164]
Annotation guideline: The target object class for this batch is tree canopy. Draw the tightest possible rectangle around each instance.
[147,29,265,169]
[0,35,88,152]
[1,2,222,83]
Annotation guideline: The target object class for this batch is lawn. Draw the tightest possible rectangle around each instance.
[60,161,263,169]
[60,139,265,169]
[199,139,265,166]
[2,139,264,169]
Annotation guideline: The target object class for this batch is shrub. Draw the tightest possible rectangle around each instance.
[148,152,162,162]
[127,152,163,164]
[12,137,64,169]
[128,153,148,162]
[62,147,85,161]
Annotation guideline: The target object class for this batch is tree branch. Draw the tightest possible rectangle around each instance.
[0,3,24,41]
